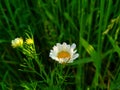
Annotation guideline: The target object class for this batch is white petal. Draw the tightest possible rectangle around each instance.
[56,43,61,48]
[66,45,70,51]
[49,52,55,58]
[53,46,59,53]
[57,58,63,63]
[62,42,67,46]
[68,60,74,63]
[49,52,59,60]
[67,54,79,63]
[71,53,79,60]
[56,43,63,51]
[73,50,77,54]
[62,42,67,50]
[71,43,76,50]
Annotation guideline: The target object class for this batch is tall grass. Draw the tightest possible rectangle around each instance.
[0,0,120,90]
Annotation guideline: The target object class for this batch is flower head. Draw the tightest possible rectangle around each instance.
[11,37,23,48]
[49,42,79,64]
[26,38,33,44]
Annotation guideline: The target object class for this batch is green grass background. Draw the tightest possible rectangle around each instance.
[0,0,120,90]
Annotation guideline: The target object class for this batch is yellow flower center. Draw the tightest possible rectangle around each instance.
[57,51,70,59]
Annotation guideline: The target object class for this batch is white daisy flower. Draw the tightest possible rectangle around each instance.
[49,42,79,64]
[11,37,23,48]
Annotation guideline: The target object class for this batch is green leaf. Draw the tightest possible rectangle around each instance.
[107,35,120,56]
[80,37,97,58]
[69,58,93,65]
[0,39,9,43]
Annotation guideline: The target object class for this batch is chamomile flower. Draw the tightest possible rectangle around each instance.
[11,37,23,48]
[49,42,79,64]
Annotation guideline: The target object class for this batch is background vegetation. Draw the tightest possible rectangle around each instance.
[0,0,120,90]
